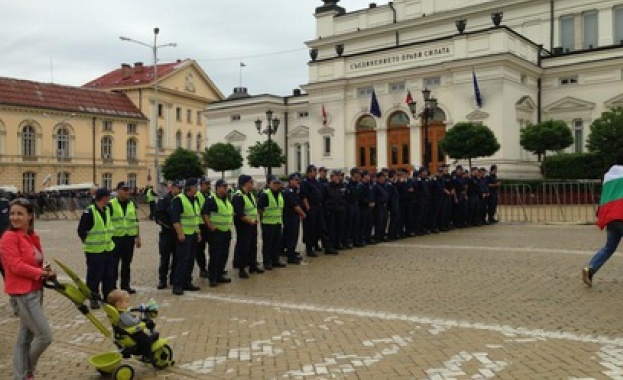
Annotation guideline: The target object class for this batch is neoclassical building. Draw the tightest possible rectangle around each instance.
[0,77,147,193]
[206,0,623,179]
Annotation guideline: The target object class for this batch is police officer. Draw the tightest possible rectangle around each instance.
[282,173,306,263]
[258,176,286,269]
[414,168,431,235]
[478,167,490,225]
[346,168,363,247]
[452,166,468,228]
[467,167,482,226]
[146,185,156,220]
[486,165,501,223]
[109,181,141,294]
[372,172,389,242]
[386,170,401,240]
[155,181,182,290]
[233,175,262,277]
[358,170,374,245]
[300,165,328,257]
[77,188,115,309]
[323,170,346,254]
[195,177,212,278]
[440,165,454,231]
[202,179,234,287]
[170,178,201,295]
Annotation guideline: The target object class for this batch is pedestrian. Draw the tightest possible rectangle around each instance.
[154,181,182,290]
[1,198,55,380]
[202,179,234,287]
[233,175,263,276]
[195,177,212,278]
[146,185,156,220]
[170,179,201,295]
[77,188,116,309]
[282,173,306,263]
[583,149,623,287]
[258,176,286,269]
[0,189,20,315]
[109,182,141,294]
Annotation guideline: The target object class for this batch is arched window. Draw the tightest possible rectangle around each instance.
[127,139,137,160]
[186,132,192,149]
[356,115,377,131]
[157,128,163,149]
[175,130,182,148]
[101,136,113,159]
[55,127,70,158]
[388,111,410,128]
[22,125,36,156]
[23,172,36,193]
[196,133,202,151]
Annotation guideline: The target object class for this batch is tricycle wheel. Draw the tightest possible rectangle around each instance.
[152,344,173,369]
[113,364,134,380]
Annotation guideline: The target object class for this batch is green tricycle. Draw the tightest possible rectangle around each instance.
[44,260,175,380]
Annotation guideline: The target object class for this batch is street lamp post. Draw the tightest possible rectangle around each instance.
[120,27,176,185]
[255,110,280,177]
[407,89,438,171]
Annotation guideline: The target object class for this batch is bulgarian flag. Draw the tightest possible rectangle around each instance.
[597,165,623,229]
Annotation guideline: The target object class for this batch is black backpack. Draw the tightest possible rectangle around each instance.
[153,196,172,229]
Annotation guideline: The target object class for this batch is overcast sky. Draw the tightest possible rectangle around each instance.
[0,0,376,97]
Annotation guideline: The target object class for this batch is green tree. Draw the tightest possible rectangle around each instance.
[202,142,243,179]
[439,122,500,168]
[587,107,623,166]
[520,119,573,177]
[246,140,286,174]
[161,148,204,181]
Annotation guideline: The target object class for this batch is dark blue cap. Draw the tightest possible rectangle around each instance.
[215,179,227,187]
[200,176,211,184]
[95,187,111,199]
[185,178,198,187]
[288,173,300,180]
[238,175,253,187]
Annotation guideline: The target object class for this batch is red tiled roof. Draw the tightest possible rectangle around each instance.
[83,60,189,89]
[0,77,146,119]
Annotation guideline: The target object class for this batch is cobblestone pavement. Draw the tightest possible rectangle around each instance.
[2,219,623,379]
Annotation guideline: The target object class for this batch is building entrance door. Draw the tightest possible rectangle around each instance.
[422,121,446,172]
[355,115,379,172]
[387,126,410,171]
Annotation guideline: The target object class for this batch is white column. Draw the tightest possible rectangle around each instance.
[409,123,422,167]
[599,7,614,46]
[376,127,388,169]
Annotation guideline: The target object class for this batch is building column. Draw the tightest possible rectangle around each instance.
[410,123,422,167]
[599,7,614,46]
[376,127,388,169]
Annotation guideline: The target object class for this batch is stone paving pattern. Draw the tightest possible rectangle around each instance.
[1,219,623,379]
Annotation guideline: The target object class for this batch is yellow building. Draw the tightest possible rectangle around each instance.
[0,77,148,193]
[84,59,224,183]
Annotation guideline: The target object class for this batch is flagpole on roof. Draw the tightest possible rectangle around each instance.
[239,62,246,87]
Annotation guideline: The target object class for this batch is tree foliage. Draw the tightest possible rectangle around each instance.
[246,140,286,172]
[161,148,204,181]
[520,119,573,161]
[439,122,500,168]
[586,107,623,165]
[202,143,243,179]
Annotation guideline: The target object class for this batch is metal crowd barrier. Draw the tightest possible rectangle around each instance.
[497,180,600,224]
[36,195,150,219]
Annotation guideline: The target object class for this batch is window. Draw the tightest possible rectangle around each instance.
[103,121,112,131]
[175,130,181,148]
[296,144,302,172]
[230,114,241,121]
[56,127,70,158]
[559,76,578,86]
[23,172,36,193]
[22,125,36,156]
[402,144,409,165]
[158,104,163,118]
[127,139,137,160]
[583,11,598,49]
[127,123,137,134]
[157,128,163,149]
[423,77,441,88]
[560,15,575,52]
[196,133,202,151]
[356,115,377,131]
[186,109,192,123]
[615,6,623,45]
[389,82,406,93]
[573,119,583,153]
[196,110,202,125]
[298,111,309,118]
[57,172,69,186]
[176,107,182,121]
[101,136,112,159]
[388,111,410,128]
[127,173,137,189]
[102,173,112,190]
[186,132,192,149]
[370,147,377,166]
[323,136,331,156]
[357,87,374,97]
[359,147,366,167]
[391,145,398,165]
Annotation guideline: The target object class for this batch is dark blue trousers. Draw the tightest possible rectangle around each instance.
[173,233,196,288]
[112,235,136,290]
[208,230,231,280]
[347,203,361,245]
[262,223,282,266]
[158,230,177,284]
[85,251,115,300]
[282,216,300,257]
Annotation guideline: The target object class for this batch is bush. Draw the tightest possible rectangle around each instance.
[542,153,607,180]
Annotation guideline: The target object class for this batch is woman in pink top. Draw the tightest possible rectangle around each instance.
[0,198,56,380]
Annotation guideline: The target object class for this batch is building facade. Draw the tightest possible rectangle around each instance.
[0,77,147,193]
[84,59,224,183]
[206,0,623,179]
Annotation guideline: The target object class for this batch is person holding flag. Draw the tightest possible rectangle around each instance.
[583,148,623,287]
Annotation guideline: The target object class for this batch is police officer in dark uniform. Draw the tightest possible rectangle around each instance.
[170,178,201,295]
[398,169,416,237]
[358,170,374,245]
[155,181,181,289]
[195,177,212,278]
[323,170,345,254]
[414,168,431,235]
[232,175,262,277]
[478,167,490,224]
[439,165,454,231]
[300,165,328,257]
[202,179,234,287]
[372,172,389,242]
[485,165,500,223]
[346,168,363,247]
[467,167,482,226]
[386,170,401,240]
[257,176,286,269]
[452,166,468,228]
[282,173,306,263]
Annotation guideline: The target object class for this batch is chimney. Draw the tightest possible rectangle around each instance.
[292,89,302,96]
[121,63,132,79]
[134,62,144,73]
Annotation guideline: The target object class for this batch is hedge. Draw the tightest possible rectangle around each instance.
[541,153,607,180]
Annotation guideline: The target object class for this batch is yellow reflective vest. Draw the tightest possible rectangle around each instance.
[109,198,138,237]
[176,194,200,235]
[262,189,284,225]
[83,204,115,253]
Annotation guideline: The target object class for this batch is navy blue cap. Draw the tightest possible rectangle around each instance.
[288,173,300,180]
[200,176,211,184]
[95,187,111,199]
[215,179,227,187]
[267,176,282,184]
[185,178,198,187]
[306,164,317,173]
[238,174,253,187]
[116,181,130,190]
[172,180,184,188]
